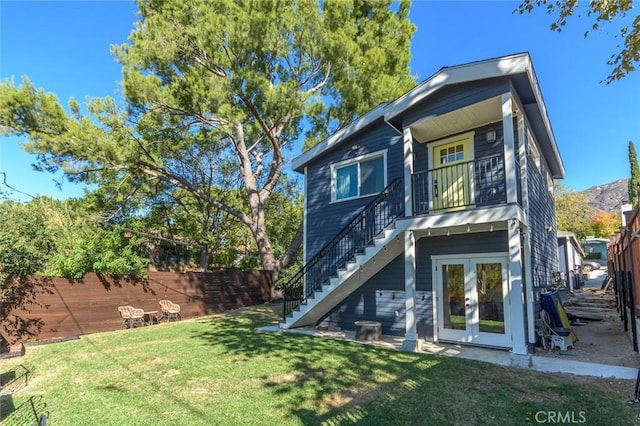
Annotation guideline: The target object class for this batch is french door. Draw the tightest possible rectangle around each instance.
[435,255,510,347]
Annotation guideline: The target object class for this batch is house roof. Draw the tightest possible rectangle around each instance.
[292,102,389,173]
[292,52,564,178]
[558,231,585,257]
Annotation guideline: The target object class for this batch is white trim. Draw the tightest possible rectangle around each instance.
[330,149,388,203]
[527,127,541,172]
[427,131,476,210]
[431,252,511,347]
[502,94,518,204]
[400,204,524,233]
[403,128,414,217]
[428,131,476,162]
[385,54,531,121]
[403,231,420,351]
[432,252,508,262]
[432,261,439,342]
[508,220,528,355]
[523,62,564,178]
[523,227,535,348]
[292,103,388,172]
[517,113,529,220]
[292,53,563,178]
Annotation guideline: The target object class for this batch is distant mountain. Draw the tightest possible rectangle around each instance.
[579,178,628,213]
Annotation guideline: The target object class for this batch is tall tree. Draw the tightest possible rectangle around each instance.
[554,182,593,239]
[0,0,416,280]
[517,0,639,83]
[629,141,640,206]
[590,210,621,238]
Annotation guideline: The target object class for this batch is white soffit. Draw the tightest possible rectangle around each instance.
[291,53,564,173]
[411,96,503,143]
[383,53,531,122]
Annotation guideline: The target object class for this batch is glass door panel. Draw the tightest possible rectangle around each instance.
[442,263,466,331]
[476,262,505,334]
[436,256,510,348]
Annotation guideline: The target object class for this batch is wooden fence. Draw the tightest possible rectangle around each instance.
[608,206,640,352]
[1,271,272,346]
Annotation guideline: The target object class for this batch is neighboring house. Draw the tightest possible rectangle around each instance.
[581,237,609,267]
[557,231,584,292]
[280,53,564,363]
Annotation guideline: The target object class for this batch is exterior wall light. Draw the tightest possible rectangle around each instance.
[486,128,497,144]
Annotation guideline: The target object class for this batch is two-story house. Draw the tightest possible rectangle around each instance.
[280,53,564,364]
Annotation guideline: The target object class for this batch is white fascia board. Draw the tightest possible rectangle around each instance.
[291,102,388,173]
[383,53,532,122]
[557,231,585,257]
[523,64,565,179]
[383,51,564,179]
[291,54,530,173]
[292,52,565,177]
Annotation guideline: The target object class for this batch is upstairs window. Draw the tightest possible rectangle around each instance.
[332,151,386,201]
[547,171,554,194]
[438,142,465,165]
[527,128,541,171]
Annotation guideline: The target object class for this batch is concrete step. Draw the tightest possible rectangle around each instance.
[565,300,615,308]
[571,295,615,302]
[563,305,616,314]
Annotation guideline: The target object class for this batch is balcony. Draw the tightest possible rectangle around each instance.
[412,153,506,216]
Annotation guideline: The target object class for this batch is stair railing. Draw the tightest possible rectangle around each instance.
[281,178,404,319]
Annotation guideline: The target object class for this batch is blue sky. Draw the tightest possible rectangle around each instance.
[1,0,639,202]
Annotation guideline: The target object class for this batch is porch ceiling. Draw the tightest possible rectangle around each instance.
[410,96,503,143]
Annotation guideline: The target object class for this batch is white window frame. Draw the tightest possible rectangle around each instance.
[527,128,541,172]
[547,172,554,195]
[427,131,476,170]
[331,149,387,202]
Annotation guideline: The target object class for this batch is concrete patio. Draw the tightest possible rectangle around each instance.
[263,270,640,380]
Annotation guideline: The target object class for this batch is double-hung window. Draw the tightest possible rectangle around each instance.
[332,151,386,201]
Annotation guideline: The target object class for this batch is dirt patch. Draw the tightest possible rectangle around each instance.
[537,310,640,368]
[537,281,640,369]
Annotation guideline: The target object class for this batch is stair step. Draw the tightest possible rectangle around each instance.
[564,300,615,308]
[563,305,614,313]
[281,193,405,328]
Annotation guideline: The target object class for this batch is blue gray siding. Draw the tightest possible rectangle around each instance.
[318,231,508,338]
[474,121,504,159]
[413,121,504,174]
[305,122,404,262]
[321,254,406,336]
[399,78,510,129]
[526,152,559,291]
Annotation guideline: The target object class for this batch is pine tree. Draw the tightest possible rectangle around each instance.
[0,0,416,280]
[629,141,640,206]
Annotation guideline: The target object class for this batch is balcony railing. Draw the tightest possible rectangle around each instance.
[412,153,506,215]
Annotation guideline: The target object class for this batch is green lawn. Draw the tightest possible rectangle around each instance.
[1,303,638,425]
